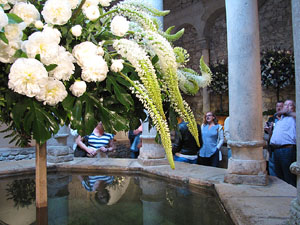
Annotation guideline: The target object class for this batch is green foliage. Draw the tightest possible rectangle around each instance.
[208,61,228,95]
[261,49,294,101]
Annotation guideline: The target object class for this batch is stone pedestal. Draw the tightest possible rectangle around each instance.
[138,120,168,166]
[224,0,267,185]
[47,125,74,163]
[290,0,300,223]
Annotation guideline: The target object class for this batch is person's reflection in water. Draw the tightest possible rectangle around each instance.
[77,175,114,204]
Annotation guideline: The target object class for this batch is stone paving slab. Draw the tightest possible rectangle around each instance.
[0,158,297,225]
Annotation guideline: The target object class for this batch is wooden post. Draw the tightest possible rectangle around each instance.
[36,142,48,208]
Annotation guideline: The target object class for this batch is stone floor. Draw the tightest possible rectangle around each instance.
[0,158,296,225]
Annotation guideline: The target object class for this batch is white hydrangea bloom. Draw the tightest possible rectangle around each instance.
[110,59,124,72]
[4,22,26,42]
[49,46,75,81]
[67,0,80,9]
[70,80,87,97]
[0,7,8,30]
[8,58,48,97]
[10,2,40,26]
[0,40,20,63]
[111,16,129,37]
[36,77,68,106]
[83,5,100,21]
[71,24,82,37]
[41,0,72,25]
[72,41,98,67]
[99,0,111,7]
[34,20,44,29]
[24,31,60,65]
[81,56,108,82]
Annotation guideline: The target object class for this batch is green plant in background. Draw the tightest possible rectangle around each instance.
[261,49,295,101]
[6,178,36,209]
[0,0,212,169]
[208,60,228,113]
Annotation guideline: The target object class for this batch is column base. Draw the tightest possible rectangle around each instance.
[137,157,169,167]
[224,174,268,186]
[290,199,300,225]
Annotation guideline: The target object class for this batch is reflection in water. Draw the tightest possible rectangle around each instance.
[0,174,233,225]
[6,178,35,209]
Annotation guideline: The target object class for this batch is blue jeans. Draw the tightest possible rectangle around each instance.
[198,149,219,167]
[268,152,277,176]
[174,155,197,164]
[273,147,296,187]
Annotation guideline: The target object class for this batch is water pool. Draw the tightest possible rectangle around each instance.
[0,173,233,225]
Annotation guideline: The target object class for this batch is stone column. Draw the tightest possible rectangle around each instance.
[224,0,267,185]
[47,125,74,163]
[290,0,300,223]
[201,47,210,114]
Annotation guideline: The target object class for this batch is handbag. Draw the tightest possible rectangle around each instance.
[74,135,89,157]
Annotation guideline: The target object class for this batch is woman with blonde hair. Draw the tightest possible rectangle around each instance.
[198,112,224,167]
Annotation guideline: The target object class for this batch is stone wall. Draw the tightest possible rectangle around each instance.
[0,147,35,161]
[0,140,132,162]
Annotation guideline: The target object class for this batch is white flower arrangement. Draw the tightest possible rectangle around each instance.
[0,0,213,168]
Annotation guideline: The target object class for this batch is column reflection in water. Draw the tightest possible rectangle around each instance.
[139,176,166,225]
[46,174,71,225]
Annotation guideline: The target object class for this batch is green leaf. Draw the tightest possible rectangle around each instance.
[0,32,8,44]
[7,13,23,24]
[13,49,28,58]
[35,54,41,61]
[151,55,159,65]
[45,64,58,72]
[107,76,133,110]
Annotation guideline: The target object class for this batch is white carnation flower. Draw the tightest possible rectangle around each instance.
[4,22,26,42]
[0,40,20,63]
[0,0,8,4]
[72,41,98,67]
[71,25,82,37]
[70,80,87,97]
[99,0,111,7]
[49,46,75,81]
[36,77,68,106]
[42,25,61,45]
[110,59,124,72]
[97,46,104,56]
[67,0,80,9]
[8,0,26,4]
[10,2,40,26]
[82,0,99,10]
[41,0,72,25]
[83,5,100,21]
[111,16,129,37]
[8,58,48,97]
[34,20,44,29]
[24,31,60,65]
[0,7,8,30]
[81,56,108,82]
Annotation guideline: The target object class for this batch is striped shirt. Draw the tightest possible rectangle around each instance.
[88,132,114,149]
[81,176,114,192]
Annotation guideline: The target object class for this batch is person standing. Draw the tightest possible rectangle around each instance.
[198,112,224,167]
[264,101,284,176]
[268,100,296,187]
[172,119,202,164]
